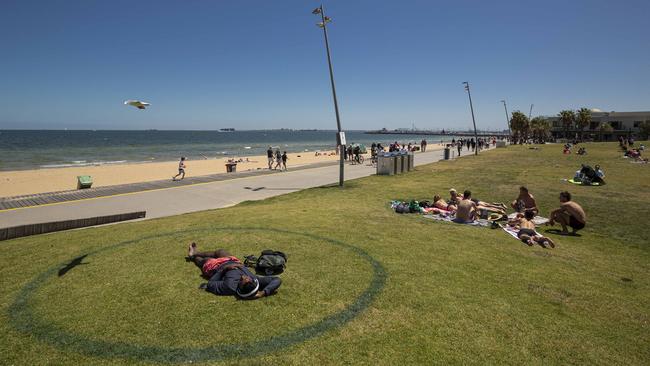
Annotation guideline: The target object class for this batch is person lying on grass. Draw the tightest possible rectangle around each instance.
[187,243,281,300]
[516,210,555,248]
[510,186,539,215]
[433,194,457,212]
[547,191,587,235]
[449,188,507,215]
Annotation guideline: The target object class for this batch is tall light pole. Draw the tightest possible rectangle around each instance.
[312,5,344,187]
[528,104,534,120]
[463,81,479,155]
[501,100,511,138]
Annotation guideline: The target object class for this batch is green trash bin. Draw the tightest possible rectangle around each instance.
[77,175,93,189]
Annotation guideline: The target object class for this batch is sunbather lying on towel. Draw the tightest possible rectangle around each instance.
[433,194,456,212]
[517,211,555,248]
[449,188,506,215]
[187,243,281,299]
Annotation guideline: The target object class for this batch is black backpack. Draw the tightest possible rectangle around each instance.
[244,250,287,275]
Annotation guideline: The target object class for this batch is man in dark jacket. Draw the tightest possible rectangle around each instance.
[187,243,282,300]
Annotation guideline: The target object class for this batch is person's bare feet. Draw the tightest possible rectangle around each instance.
[188,242,197,257]
[545,238,555,248]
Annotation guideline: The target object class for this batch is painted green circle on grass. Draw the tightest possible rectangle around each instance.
[8,227,387,363]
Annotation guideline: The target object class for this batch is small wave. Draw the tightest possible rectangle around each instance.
[39,160,130,169]
[244,146,252,149]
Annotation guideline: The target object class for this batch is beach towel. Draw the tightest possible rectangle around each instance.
[501,225,542,240]
[422,207,452,215]
[502,225,542,245]
[507,213,549,226]
[423,214,490,227]
[568,178,601,186]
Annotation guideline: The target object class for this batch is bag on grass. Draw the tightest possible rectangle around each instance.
[395,202,410,214]
[245,250,287,275]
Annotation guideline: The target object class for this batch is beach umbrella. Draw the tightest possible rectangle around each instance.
[124,100,150,110]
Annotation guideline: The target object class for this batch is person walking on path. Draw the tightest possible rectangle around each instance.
[267,147,274,170]
[421,139,427,152]
[457,142,462,156]
[172,157,186,181]
[281,151,288,171]
[274,149,282,170]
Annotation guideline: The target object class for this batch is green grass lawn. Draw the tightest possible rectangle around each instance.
[1,142,648,365]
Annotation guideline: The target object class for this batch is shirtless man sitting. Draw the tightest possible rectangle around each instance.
[510,186,538,215]
[433,194,456,212]
[517,210,555,248]
[453,190,477,223]
[548,191,587,235]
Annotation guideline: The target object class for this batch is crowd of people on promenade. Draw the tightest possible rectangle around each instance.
[341,137,501,164]
[444,137,497,156]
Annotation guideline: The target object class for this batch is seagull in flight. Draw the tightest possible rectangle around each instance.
[124,100,151,110]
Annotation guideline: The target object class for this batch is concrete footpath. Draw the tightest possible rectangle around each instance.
[0,148,466,228]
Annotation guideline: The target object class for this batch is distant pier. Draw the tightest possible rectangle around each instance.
[364,129,509,137]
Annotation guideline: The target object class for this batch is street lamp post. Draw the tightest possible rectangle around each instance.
[500,99,511,139]
[462,82,479,155]
[312,5,344,187]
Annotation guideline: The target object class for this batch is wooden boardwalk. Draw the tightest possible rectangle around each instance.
[0,161,338,211]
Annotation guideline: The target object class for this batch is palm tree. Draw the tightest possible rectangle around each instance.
[530,116,551,142]
[558,110,576,139]
[509,111,529,143]
[576,108,592,141]
[598,122,614,141]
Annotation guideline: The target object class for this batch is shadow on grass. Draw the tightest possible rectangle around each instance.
[544,229,583,237]
[57,254,89,277]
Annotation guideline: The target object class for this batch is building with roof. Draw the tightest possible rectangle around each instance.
[545,109,650,140]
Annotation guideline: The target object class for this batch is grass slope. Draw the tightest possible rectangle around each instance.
[1,142,648,365]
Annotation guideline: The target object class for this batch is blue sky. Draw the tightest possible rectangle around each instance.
[1,0,649,130]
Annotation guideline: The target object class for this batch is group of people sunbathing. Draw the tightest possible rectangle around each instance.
[426,186,587,247]
[428,188,508,219]
[187,185,589,300]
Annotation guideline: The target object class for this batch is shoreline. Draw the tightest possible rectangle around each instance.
[0,146,446,198]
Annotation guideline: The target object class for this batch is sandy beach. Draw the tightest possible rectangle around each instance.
[0,146,446,198]
[0,151,346,197]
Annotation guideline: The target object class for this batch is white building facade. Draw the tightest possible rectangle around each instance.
[546,109,650,141]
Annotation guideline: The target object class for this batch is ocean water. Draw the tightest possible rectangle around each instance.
[0,130,450,171]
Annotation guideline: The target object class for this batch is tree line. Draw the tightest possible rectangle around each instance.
[508,107,645,142]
